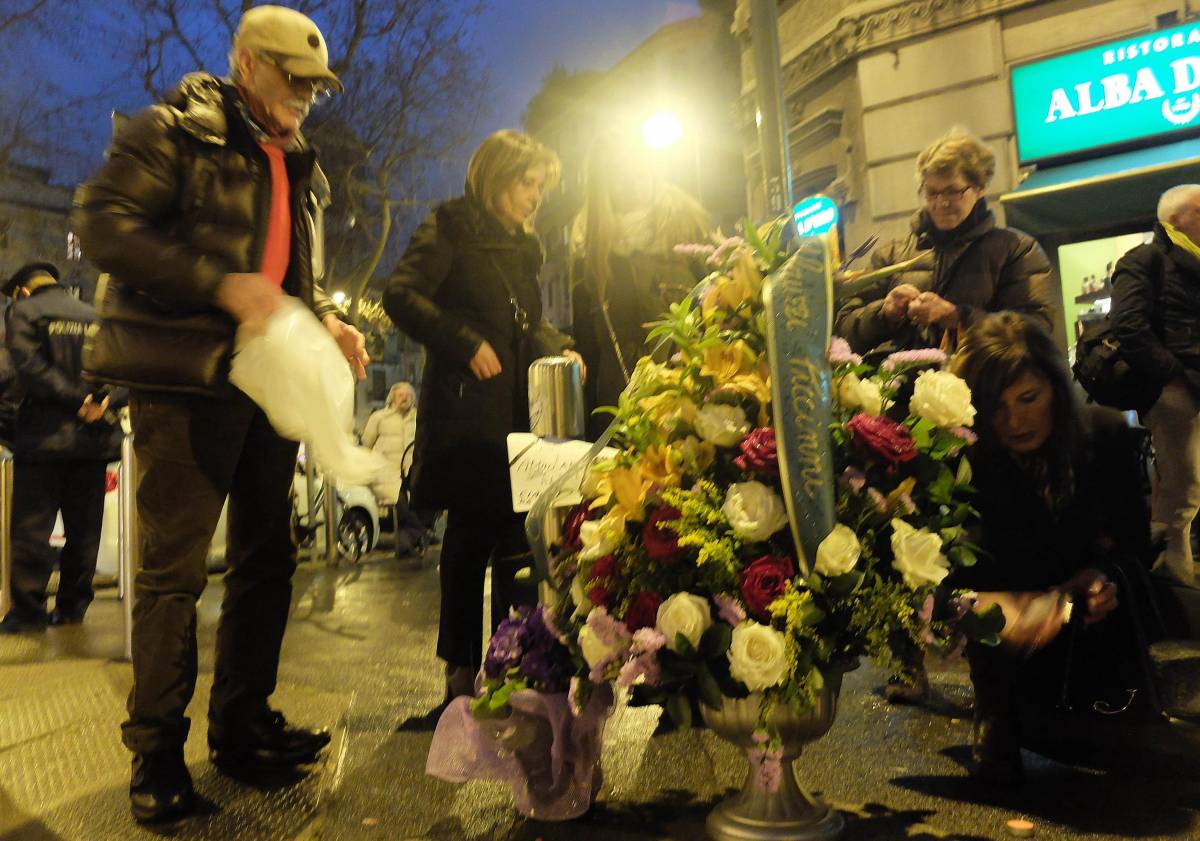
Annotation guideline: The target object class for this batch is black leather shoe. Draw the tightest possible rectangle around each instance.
[209,709,330,768]
[130,749,194,823]
[48,608,86,626]
[0,611,48,635]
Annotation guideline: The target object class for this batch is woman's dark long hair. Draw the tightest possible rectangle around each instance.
[950,312,1082,496]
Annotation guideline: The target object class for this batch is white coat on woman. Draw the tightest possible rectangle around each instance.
[362,382,417,505]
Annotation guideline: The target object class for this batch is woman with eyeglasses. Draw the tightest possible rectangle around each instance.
[835,128,1056,359]
[384,130,583,706]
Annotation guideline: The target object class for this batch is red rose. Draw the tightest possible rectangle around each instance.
[846,413,917,465]
[562,502,595,552]
[589,554,618,582]
[624,591,664,631]
[588,585,615,609]
[104,470,119,494]
[643,506,683,565]
[734,427,779,475]
[739,554,796,619]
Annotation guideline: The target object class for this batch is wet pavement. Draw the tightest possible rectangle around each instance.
[2,544,1200,840]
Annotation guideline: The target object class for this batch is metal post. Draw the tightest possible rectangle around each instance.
[750,0,794,215]
[0,449,12,618]
[118,433,137,661]
[304,444,317,559]
[323,473,338,567]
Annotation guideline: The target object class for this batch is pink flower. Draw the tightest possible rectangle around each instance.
[867,488,888,513]
[950,426,978,444]
[714,593,747,626]
[828,336,862,366]
[881,348,947,372]
[749,740,784,792]
[840,466,866,493]
[617,628,667,689]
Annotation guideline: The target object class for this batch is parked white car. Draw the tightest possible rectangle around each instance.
[76,458,377,578]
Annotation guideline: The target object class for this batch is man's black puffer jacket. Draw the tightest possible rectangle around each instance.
[71,72,339,388]
[1111,224,1200,407]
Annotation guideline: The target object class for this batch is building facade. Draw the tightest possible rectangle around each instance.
[0,162,88,295]
[736,0,1195,348]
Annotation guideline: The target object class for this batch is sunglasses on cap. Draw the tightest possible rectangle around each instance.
[256,51,336,103]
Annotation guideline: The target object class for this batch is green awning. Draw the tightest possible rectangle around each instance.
[1000,138,1200,235]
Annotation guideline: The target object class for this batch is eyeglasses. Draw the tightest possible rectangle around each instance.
[920,183,975,203]
[257,52,335,103]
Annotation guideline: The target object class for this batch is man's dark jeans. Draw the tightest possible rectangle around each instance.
[120,390,298,755]
[9,458,107,619]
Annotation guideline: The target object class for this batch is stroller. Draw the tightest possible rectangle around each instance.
[381,441,439,560]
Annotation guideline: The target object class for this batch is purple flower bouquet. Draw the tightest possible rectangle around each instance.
[426,606,611,819]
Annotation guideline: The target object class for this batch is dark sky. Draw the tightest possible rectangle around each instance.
[6,0,702,191]
[470,0,700,136]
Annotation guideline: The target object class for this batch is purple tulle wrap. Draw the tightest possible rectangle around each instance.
[426,684,614,820]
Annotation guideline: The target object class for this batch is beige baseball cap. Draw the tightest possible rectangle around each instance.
[235,5,343,92]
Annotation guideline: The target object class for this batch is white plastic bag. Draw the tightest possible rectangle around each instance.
[229,298,388,486]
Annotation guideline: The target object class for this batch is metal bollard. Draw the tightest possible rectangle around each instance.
[304,445,318,559]
[323,473,338,567]
[118,433,137,661]
[528,357,584,439]
[0,448,12,618]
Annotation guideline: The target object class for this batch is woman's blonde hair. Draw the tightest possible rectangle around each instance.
[465,130,561,231]
[388,381,414,408]
[571,132,709,296]
[916,128,995,189]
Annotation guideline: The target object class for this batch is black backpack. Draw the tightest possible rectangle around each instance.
[1072,248,1163,412]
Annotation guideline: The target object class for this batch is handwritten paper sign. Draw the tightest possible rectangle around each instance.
[507,433,615,513]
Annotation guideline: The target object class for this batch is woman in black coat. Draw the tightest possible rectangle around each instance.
[384,130,581,700]
[950,312,1155,782]
[836,129,1056,357]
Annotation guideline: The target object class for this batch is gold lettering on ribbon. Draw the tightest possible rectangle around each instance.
[788,358,826,497]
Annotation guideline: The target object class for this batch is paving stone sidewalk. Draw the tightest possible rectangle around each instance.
[3,549,1200,840]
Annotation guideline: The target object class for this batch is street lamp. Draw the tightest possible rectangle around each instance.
[331,290,347,307]
[642,111,682,149]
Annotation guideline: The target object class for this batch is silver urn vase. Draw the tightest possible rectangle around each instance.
[700,682,843,841]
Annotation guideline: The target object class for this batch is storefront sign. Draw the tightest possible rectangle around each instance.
[791,195,839,237]
[1012,21,1200,163]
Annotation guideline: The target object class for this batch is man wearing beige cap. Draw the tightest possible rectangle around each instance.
[74,5,366,824]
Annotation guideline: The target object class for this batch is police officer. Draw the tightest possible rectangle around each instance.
[0,262,123,633]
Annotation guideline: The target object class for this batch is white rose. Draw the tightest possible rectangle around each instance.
[694,403,751,447]
[578,623,623,670]
[911,369,976,428]
[815,523,861,577]
[722,481,789,542]
[728,621,790,691]
[656,592,713,652]
[890,518,950,589]
[835,373,884,416]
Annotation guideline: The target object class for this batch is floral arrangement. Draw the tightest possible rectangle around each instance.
[472,220,1002,790]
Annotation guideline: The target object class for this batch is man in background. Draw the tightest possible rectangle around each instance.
[0,262,123,634]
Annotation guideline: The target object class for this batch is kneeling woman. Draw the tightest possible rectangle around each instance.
[950,312,1154,781]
